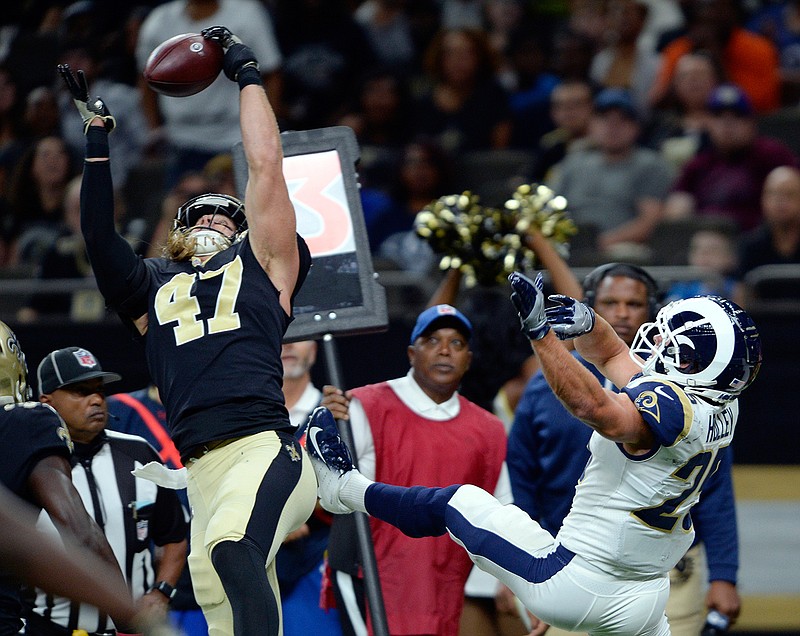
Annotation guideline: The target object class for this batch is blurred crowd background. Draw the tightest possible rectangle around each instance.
[1,0,800,317]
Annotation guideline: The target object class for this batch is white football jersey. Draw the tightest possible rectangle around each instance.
[556,375,738,579]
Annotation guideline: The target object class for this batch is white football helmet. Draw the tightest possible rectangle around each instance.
[0,321,31,405]
[630,295,762,405]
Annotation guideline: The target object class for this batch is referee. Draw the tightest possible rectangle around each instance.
[26,347,188,636]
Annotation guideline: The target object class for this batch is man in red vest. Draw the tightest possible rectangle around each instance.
[321,304,509,636]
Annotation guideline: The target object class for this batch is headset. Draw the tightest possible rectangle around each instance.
[582,262,661,320]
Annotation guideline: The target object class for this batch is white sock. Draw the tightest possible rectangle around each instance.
[339,470,372,513]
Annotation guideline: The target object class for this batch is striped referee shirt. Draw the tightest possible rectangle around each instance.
[29,430,188,633]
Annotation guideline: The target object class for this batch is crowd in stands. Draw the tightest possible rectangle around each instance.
[1,0,800,319]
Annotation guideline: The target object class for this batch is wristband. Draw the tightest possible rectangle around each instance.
[86,126,109,159]
[149,580,176,599]
[236,64,262,90]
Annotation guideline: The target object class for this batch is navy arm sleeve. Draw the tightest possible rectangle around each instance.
[691,445,739,583]
[81,127,149,316]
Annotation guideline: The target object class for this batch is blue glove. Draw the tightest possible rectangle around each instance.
[545,294,596,340]
[508,271,550,340]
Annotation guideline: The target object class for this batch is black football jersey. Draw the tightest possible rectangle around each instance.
[0,402,72,501]
[134,235,310,455]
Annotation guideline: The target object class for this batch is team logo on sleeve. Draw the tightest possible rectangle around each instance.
[57,422,74,452]
[634,391,661,423]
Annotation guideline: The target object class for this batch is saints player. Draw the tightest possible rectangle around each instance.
[59,24,317,636]
[305,273,761,636]
[0,321,140,634]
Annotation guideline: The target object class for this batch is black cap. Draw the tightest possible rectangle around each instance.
[37,347,121,396]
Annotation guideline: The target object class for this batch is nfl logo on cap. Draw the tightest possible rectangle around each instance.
[74,348,98,368]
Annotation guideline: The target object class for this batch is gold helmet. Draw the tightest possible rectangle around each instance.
[0,321,30,405]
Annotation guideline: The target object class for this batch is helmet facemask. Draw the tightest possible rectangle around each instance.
[0,322,31,405]
[172,193,248,258]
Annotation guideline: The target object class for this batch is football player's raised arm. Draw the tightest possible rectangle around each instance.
[58,65,142,313]
[533,332,654,448]
[240,82,298,309]
[202,26,300,315]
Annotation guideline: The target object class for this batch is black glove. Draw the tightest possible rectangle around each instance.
[201,26,260,85]
[57,64,116,134]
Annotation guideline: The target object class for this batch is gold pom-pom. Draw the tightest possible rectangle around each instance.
[414,184,577,287]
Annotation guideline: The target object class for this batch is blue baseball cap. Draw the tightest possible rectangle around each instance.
[594,88,638,120]
[410,305,473,345]
[708,84,753,116]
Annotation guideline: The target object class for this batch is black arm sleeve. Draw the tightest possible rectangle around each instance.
[81,127,149,316]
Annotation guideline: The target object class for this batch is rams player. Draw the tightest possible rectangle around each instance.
[305,272,761,636]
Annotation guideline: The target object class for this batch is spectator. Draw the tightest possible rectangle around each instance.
[273,0,375,130]
[737,165,800,303]
[15,175,97,322]
[648,0,781,114]
[589,0,660,118]
[646,51,721,170]
[23,86,61,140]
[29,346,188,635]
[136,0,283,188]
[549,87,674,257]
[482,0,529,89]
[549,27,597,84]
[276,340,343,636]
[664,221,740,302]
[106,383,207,636]
[505,28,560,150]
[664,83,800,232]
[531,78,594,183]
[363,137,452,268]
[353,0,416,73]
[0,323,128,635]
[508,263,742,635]
[747,0,800,104]
[412,27,512,153]
[3,135,75,266]
[321,305,509,636]
[337,68,413,189]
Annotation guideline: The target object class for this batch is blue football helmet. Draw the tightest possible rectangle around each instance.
[630,295,762,405]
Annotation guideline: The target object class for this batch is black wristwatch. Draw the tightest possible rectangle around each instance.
[150,580,176,600]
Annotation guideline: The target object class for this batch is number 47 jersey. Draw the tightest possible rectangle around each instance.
[137,234,311,455]
[555,375,737,579]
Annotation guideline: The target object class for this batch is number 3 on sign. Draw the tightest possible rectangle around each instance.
[155,258,244,346]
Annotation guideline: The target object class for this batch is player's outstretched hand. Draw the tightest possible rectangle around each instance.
[201,26,259,83]
[545,294,595,340]
[509,272,550,341]
[57,64,115,135]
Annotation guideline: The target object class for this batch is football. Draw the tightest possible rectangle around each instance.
[143,33,223,97]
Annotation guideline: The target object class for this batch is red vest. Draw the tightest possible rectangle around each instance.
[351,382,507,636]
